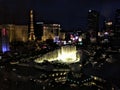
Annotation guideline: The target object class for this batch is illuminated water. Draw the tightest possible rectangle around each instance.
[35,45,80,63]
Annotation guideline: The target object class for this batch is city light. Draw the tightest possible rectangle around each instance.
[0,4,119,90]
[106,22,112,25]
[2,28,10,53]
[35,45,80,63]
[57,46,78,63]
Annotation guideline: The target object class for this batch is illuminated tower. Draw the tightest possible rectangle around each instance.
[29,10,35,41]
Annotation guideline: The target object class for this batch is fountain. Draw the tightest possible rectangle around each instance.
[34,45,80,64]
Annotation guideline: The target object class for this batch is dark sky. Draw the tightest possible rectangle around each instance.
[0,0,120,30]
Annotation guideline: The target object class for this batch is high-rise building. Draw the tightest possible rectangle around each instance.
[87,10,99,37]
[34,22,44,40]
[42,24,61,41]
[114,9,120,38]
[87,10,99,31]
[28,10,35,41]
[110,9,120,48]
[0,24,28,42]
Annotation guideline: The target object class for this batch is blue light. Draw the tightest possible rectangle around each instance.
[79,42,83,45]
[1,28,10,53]
[2,46,7,53]
[2,44,9,53]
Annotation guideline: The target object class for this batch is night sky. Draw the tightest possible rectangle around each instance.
[0,0,120,30]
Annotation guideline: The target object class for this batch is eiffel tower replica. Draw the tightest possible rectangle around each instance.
[29,10,35,41]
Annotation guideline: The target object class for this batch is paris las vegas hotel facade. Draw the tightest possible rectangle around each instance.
[0,10,65,53]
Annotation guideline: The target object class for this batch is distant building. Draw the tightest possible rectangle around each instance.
[114,9,120,38]
[87,10,99,34]
[0,24,28,42]
[87,10,99,43]
[42,24,61,41]
[104,20,114,37]
[59,31,65,40]
[34,22,44,40]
